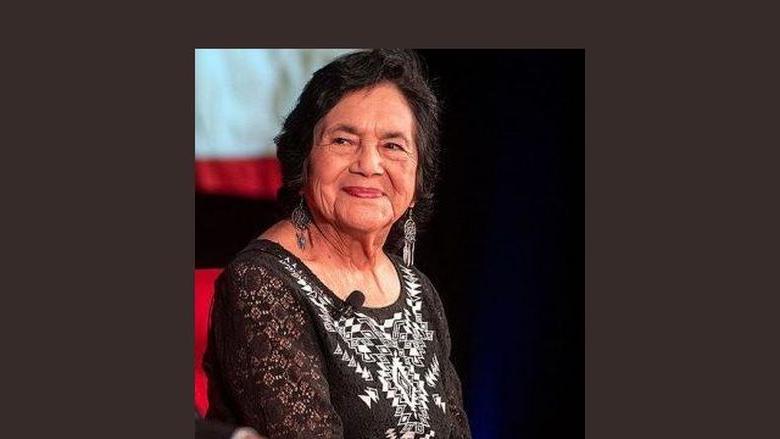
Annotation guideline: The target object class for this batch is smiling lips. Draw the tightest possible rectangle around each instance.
[342,186,384,198]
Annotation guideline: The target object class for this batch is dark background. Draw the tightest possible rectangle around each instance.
[196,50,583,438]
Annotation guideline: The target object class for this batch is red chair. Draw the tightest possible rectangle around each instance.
[195,268,223,417]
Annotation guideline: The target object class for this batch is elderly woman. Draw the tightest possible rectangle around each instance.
[204,49,471,439]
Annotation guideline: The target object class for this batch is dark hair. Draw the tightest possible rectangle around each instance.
[274,49,441,253]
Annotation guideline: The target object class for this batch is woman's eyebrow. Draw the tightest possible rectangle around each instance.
[325,123,361,136]
[380,131,410,143]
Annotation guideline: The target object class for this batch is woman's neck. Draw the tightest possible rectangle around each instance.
[305,218,389,271]
[260,220,400,305]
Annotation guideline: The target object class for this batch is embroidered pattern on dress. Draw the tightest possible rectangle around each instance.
[277,257,444,438]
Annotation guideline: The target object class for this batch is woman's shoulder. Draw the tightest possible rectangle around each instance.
[223,220,299,275]
[390,259,454,344]
[217,238,302,305]
[257,221,301,257]
[387,254,444,306]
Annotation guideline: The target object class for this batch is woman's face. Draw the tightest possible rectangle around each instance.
[304,82,418,237]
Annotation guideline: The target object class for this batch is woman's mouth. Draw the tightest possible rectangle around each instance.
[342,186,384,198]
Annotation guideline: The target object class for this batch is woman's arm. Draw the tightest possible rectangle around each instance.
[421,272,473,439]
[440,320,472,439]
[206,254,344,439]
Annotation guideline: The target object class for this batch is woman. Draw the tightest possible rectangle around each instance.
[204,49,472,439]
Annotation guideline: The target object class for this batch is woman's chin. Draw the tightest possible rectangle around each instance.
[335,207,393,235]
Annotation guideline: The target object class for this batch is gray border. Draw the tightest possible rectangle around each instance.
[7,6,779,439]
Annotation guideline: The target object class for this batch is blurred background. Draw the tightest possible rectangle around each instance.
[195,49,583,438]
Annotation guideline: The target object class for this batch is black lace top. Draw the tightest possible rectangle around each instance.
[204,239,472,439]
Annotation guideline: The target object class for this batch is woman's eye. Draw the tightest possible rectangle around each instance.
[385,142,405,151]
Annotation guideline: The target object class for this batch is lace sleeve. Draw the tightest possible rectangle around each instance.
[421,273,473,439]
[208,254,344,438]
[439,318,472,439]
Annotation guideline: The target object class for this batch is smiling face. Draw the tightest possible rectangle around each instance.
[303,82,418,237]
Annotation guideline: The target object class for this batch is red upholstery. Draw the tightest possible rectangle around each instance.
[195,268,223,417]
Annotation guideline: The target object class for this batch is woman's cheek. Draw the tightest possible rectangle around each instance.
[306,181,334,219]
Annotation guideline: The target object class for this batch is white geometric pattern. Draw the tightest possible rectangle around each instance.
[278,257,444,438]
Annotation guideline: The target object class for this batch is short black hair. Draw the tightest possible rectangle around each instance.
[274,49,441,253]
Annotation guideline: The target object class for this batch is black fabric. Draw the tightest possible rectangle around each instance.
[204,239,471,438]
[195,417,238,439]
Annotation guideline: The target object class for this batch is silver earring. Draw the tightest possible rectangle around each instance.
[291,198,311,250]
[402,207,416,267]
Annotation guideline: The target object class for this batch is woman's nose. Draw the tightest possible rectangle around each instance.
[351,143,384,176]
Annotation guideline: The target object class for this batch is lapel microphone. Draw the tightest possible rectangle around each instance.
[336,290,365,320]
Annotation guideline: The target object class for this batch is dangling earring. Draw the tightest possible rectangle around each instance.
[402,207,416,267]
[291,198,311,250]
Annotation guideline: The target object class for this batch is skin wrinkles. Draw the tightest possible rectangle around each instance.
[262,82,419,307]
